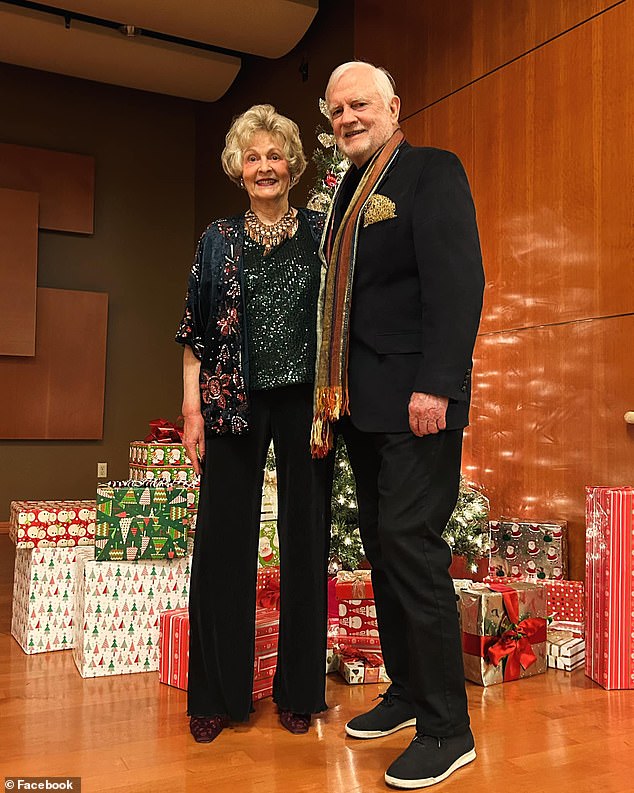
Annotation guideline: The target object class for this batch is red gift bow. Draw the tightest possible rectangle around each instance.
[462,582,547,681]
[257,581,281,611]
[144,418,184,443]
[338,644,384,668]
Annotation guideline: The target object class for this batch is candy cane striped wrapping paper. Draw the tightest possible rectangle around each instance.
[585,486,634,690]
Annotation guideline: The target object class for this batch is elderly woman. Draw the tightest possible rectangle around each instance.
[175,105,332,743]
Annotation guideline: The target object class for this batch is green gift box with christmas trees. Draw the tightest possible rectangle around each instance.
[96,481,189,561]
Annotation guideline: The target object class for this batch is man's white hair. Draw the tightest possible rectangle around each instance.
[325,61,397,114]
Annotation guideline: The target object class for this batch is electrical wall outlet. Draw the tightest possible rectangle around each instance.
[97,462,108,478]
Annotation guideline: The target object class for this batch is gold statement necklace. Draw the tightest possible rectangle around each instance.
[244,207,298,256]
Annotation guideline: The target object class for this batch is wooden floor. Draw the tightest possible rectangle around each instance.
[1,536,633,793]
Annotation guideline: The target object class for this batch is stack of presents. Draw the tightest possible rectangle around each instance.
[9,444,634,694]
[9,420,283,702]
[327,487,634,690]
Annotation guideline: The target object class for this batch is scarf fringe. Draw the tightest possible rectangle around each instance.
[310,386,348,458]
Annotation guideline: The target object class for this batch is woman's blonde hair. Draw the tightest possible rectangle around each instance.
[221,104,307,186]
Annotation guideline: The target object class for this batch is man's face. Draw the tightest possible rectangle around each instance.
[327,66,400,167]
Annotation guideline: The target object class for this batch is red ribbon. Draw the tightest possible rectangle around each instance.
[257,583,281,611]
[144,418,184,443]
[462,582,547,681]
[339,644,384,668]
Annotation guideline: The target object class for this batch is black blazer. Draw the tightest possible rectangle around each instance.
[331,143,485,433]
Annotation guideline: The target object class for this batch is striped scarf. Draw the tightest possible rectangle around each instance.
[311,129,405,457]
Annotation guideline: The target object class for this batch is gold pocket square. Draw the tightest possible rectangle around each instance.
[363,194,397,227]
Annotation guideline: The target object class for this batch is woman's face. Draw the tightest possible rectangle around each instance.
[241,131,291,206]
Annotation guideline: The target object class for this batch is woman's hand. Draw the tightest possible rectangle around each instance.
[183,412,205,476]
[182,346,204,475]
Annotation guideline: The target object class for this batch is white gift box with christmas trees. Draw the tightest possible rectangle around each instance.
[73,554,191,678]
[11,546,95,654]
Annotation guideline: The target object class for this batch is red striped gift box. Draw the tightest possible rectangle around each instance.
[159,606,279,692]
[585,487,634,689]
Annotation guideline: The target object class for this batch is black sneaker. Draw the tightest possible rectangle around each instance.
[345,690,416,739]
[384,729,476,788]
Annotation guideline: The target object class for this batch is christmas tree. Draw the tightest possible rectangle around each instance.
[329,436,364,571]
[443,478,490,569]
[306,100,350,212]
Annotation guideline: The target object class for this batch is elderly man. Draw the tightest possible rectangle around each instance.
[312,62,484,788]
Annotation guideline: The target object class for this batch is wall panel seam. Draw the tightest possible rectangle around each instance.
[479,311,634,337]
[400,0,628,124]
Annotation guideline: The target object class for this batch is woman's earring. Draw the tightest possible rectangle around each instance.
[239,177,245,189]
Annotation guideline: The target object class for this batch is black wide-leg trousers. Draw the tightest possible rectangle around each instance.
[187,384,332,721]
[340,419,470,737]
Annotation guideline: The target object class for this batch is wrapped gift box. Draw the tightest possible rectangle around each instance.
[544,580,584,623]
[159,606,280,693]
[96,481,189,561]
[10,500,96,549]
[11,546,95,653]
[458,581,547,686]
[335,570,380,648]
[261,469,278,521]
[484,576,583,624]
[489,519,568,580]
[129,465,195,484]
[73,555,192,678]
[129,441,191,467]
[256,565,280,610]
[252,676,273,702]
[258,521,280,568]
[547,628,585,672]
[335,570,373,600]
[326,648,339,674]
[337,649,390,685]
[585,486,634,689]
[338,600,379,642]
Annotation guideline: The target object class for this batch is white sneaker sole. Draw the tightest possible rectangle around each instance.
[345,717,417,739]
[384,748,476,788]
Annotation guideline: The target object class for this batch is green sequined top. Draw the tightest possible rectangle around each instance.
[242,214,321,390]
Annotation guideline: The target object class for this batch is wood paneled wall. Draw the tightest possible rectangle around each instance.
[0,63,197,518]
[356,0,634,579]
[0,187,38,356]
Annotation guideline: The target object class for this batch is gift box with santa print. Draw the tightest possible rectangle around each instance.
[458,581,547,686]
[258,521,280,568]
[95,481,189,561]
[11,545,95,654]
[10,500,96,549]
[73,554,191,677]
[585,486,634,690]
[488,518,568,580]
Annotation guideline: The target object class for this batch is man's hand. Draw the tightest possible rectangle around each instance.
[408,392,449,436]
[183,412,206,476]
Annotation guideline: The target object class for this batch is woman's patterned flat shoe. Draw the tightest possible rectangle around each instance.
[189,715,229,743]
[279,710,311,734]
